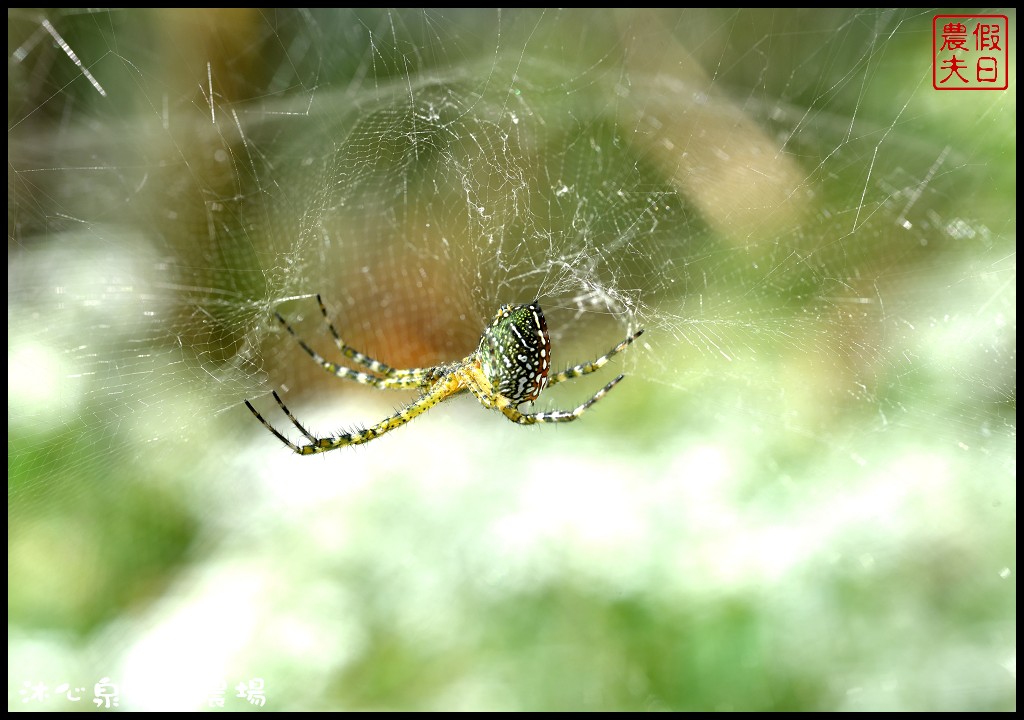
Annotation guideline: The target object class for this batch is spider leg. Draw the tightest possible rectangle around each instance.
[246,374,466,454]
[314,295,430,379]
[462,366,497,409]
[275,309,428,390]
[546,328,644,387]
[245,393,308,453]
[500,374,624,425]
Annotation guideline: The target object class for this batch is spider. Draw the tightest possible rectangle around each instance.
[245,295,643,453]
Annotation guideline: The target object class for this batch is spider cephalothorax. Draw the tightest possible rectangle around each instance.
[245,295,643,453]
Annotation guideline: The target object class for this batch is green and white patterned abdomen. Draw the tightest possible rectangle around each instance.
[477,302,551,405]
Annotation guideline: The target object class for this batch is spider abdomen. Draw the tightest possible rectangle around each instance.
[477,302,551,405]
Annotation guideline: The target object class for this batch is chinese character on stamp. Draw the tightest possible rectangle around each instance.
[933,15,1009,90]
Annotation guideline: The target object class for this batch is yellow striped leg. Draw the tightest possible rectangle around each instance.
[500,374,625,425]
[313,295,427,379]
[245,374,465,453]
[547,328,644,387]
[275,309,427,390]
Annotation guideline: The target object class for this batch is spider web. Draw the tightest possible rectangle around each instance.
[8,8,1016,711]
